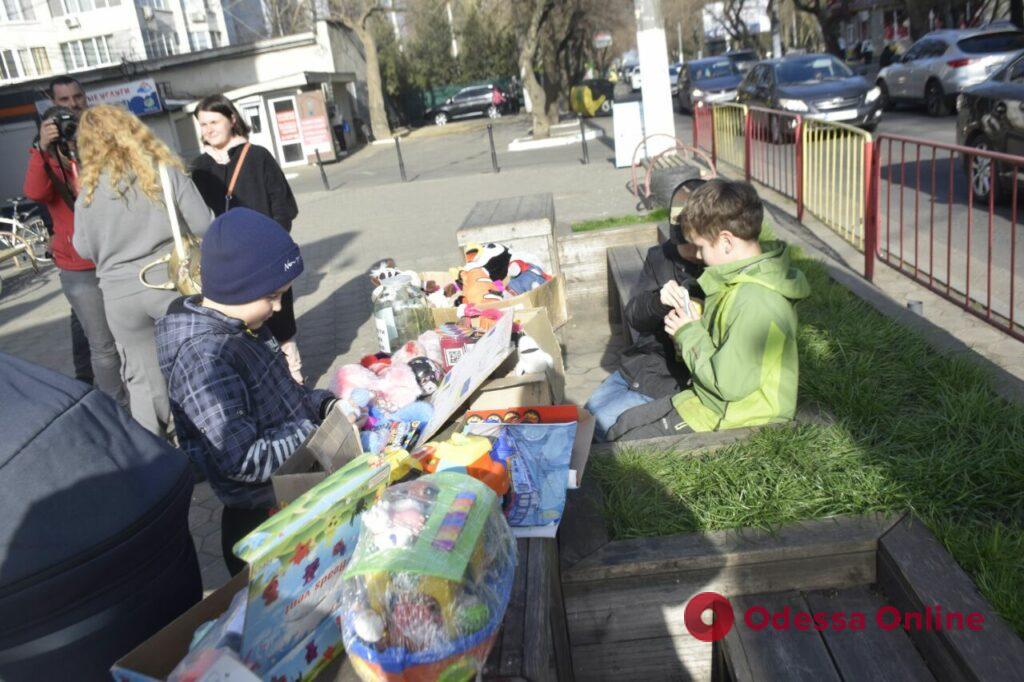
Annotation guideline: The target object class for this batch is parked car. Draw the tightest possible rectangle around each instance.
[669,63,683,95]
[425,84,505,126]
[877,27,1024,116]
[570,79,616,117]
[737,54,883,132]
[726,49,758,74]
[956,49,1024,202]
[629,65,643,91]
[677,56,743,112]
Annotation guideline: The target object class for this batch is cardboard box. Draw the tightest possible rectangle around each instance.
[271,311,515,505]
[421,270,569,329]
[115,456,393,681]
[433,307,566,407]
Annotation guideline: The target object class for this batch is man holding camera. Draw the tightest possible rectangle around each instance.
[23,76,124,403]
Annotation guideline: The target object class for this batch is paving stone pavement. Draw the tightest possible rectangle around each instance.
[0,118,644,593]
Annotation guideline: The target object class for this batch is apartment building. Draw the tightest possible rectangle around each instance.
[0,0,266,86]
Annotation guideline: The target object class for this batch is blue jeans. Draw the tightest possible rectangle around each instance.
[585,371,654,442]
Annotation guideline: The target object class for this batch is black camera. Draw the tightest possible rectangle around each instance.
[51,106,78,142]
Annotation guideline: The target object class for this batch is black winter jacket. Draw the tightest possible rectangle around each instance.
[191,143,299,231]
[618,241,704,398]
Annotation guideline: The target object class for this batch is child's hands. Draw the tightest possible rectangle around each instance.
[664,305,700,337]
[660,281,690,310]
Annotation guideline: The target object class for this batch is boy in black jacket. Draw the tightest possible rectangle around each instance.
[586,219,703,440]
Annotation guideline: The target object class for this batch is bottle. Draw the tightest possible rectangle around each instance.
[373,274,433,353]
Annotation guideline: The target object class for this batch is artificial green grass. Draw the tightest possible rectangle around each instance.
[571,208,669,233]
[591,248,1024,634]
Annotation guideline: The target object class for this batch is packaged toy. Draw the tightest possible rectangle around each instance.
[340,472,516,682]
[411,433,510,496]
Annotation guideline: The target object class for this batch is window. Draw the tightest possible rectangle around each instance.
[1,0,35,21]
[959,32,1024,54]
[59,35,115,70]
[0,50,20,80]
[143,28,179,58]
[776,57,852,84]
[1008,57,1024,83]
[188,31,210,50]
[51,0,119,14]
[691,59,738,81]
[210,30,220,47]
[137,0,168,10]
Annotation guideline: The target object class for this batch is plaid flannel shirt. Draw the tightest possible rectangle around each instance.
[156,296,334,509]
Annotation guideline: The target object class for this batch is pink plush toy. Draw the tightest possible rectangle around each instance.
[392,331,444,368]
[332,362,422,413]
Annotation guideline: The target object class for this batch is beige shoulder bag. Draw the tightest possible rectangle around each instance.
[139,163,203,295]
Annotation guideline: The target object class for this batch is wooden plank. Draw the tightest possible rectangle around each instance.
[563,513,900,584]
[571,634,712,682]
[726,592,841,682]
[497,538,530,677]
[558,472,610,573]
[589,427,759,459]
[522,538,557,682]
[539,539,575,682]
[607,245,644,343]
[564,551,875,646]
[877,515,1024,682]
[805,587,936,681]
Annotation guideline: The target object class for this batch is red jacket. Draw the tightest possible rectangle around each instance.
[22,147,94,271]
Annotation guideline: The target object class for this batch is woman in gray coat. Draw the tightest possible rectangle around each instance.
[74,105,213,436]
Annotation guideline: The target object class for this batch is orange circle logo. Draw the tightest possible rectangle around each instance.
[684,592,735,642]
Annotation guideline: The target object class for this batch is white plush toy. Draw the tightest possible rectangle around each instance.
[513,334,554,376]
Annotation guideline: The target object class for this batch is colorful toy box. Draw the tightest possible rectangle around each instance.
[112,451,411,681]
[339,472,517,682]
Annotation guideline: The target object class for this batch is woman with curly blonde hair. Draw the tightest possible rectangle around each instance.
[74,104,213,436]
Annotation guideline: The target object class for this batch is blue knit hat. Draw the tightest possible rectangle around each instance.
[200,208,304,304]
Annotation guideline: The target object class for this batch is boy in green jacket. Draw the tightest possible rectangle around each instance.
[606,179,810,440]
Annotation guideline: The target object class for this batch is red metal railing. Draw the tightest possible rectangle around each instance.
[744,106,803,208]
[872,134,1023,341]
[693,102,715,165]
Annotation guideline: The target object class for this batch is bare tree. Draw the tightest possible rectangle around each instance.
[519,0,556,139]
[328,0,397,141]
[717,0,762,54]
[791,0,850,56]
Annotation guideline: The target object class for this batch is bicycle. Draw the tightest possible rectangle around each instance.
[0,196,52,263]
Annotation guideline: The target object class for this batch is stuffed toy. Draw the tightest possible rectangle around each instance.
[407,357,444,397]
[464,242,512,282]
[332,362,422,414]
[507,260,551,295]
[361,401,433,454]
[454,266,502,306]
[513,334,554,376]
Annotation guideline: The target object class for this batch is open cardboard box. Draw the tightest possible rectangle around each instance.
[420,270,569,329]
[115,454,392,681]
[272,311,517,506]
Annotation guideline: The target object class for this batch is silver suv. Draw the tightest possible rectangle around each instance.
[877,26,1024,116]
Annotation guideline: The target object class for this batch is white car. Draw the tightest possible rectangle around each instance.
[629,66,642,91]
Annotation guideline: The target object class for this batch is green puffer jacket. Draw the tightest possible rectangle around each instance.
[671,240,811,432]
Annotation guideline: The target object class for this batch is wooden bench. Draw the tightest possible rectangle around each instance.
[606,224,675,343]
[556,491,1024,681]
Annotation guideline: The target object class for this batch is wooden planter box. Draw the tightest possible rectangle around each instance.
[558,481,1024,681]
[556,224,661,313]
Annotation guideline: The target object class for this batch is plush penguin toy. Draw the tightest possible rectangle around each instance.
[464,242,513,282]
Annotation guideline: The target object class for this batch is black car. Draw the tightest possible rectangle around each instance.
[678,56,744,112]
[426,84,504,126]
[726,49,758,74]
[737,54,884,132]
[956,49,1024,202]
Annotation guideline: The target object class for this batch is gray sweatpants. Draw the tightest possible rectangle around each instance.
[102,285,178,436]
[59,269,126,405]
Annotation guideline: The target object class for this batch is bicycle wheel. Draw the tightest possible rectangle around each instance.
[19,217,51,262]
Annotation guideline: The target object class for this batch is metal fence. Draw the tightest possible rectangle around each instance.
[693,102,715,162]
[745,107,803,207]
[873,134,1023,341]
[691,102,1024,341]
[802,119,873,251]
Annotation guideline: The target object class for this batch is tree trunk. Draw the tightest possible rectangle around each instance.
[355,24,391,141]
[519,0,554,139]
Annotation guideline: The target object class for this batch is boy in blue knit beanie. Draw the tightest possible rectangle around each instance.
[156,207,340,574]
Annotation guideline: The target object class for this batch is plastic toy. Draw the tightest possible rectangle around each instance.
[340,473,517,682]
[411,433,510,496]
[362,401,434,454]
[407,357,444,397]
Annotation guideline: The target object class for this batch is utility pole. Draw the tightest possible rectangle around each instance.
[635,0,676,156]
[769,0,782,57]
[677,21,683,61]
[446,1,458,58]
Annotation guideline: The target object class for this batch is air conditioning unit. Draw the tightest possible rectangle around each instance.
[64,16,80,28]
[141,6,153,20]
[189,10,205,22]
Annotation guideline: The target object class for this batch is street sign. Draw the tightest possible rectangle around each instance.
[593,31,613,49]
